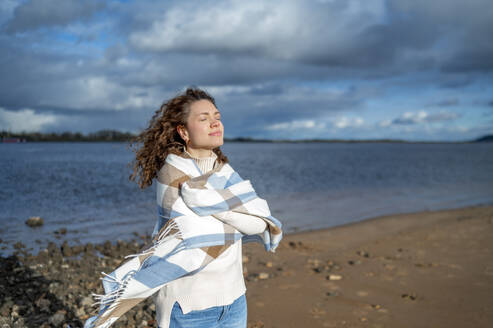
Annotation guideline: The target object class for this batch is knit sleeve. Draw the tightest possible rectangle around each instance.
[213,210,267,235]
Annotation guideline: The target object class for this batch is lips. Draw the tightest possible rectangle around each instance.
[209,131,222,136]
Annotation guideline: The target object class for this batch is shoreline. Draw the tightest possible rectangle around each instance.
[1,204,492,327]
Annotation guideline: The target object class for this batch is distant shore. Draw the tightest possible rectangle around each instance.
[1,204,492,327]
[2,130,492,143]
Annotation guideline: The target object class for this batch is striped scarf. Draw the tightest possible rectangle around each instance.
[84,152,283,328]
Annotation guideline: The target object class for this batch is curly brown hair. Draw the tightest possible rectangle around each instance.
[128,87,229,189]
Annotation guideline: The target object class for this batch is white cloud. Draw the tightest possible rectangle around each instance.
[266,119,325,131]
[378,119,392,127]
[330,116,364,129]
[128,0,386,63]
[391,110,459,125]
[0,107,58,132]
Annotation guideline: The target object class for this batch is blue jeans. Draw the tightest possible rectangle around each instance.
[165,293,247,328]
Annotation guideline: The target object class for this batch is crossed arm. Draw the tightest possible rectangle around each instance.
[212,210,267,235]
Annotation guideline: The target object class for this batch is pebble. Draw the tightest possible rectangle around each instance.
[25,216,44,227]
[401,293,417,300]
[13,242,25,250]
[348,259,362,265]
[55,228,67,235]
[258,272,269,279]
[357,290,369,297]
[35,298,51,312]
[13,317,25,328]
[327,274,342,281]
[288,241,304,249]
[49,312,65,326]
[76,307,86,318]
[61,241,73,257]
[80,296,93,307]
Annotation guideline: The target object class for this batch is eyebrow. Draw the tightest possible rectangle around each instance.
[198,111,221,115]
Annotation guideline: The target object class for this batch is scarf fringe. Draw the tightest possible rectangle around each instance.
[124,219,181,259]
[91,220,182,309]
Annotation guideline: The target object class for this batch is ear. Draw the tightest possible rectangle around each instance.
[177,125,188,141]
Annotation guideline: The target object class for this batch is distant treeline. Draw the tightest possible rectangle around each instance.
[1,130,492,143]
[1,130,135,142]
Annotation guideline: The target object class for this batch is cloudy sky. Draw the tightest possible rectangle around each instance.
[1,0,492,141]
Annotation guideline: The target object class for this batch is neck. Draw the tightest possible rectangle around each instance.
[185,147,214,159]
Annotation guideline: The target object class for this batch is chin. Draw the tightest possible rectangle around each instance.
[213,140,224,148]
[209,137,224,148]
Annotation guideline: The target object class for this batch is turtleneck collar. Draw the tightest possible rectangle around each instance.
[184,149,217,173]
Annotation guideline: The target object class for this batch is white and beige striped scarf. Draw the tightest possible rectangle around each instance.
[84,152,283,328]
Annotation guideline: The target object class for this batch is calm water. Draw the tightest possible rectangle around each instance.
[1,141,493,255]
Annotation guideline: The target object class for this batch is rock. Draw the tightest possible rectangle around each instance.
[12,317,25,328]
[49,311,65,326]
[0,316,12,328]
[288,241,298,248]
[13,242,25,250]
[0,301,13,317]
[26,216,44,227]
[85,243,94,252]
[258,272,269,279]
[55,228,67,235]
[47,242,62,258]
[326,291,340,297]
[265,261,273,268]
[72,245,83,255]
[35,298,51,312]
[134,310,143,321]
[49,282,61,294]
[61,241,72,257]
[307,258,321,266]
[10,304,19,320]
[348,259,362,265]
[356,250,370,258]
[80,296,93,307]
[327,274,342,281]
[76,307,86,318]
[401,293,417,301]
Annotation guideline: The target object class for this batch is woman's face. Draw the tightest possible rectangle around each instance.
[178,99,224,153]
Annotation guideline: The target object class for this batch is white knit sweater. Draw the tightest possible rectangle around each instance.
[153,150,267,328]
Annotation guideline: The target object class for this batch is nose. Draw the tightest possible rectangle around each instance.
[211,118,220,127]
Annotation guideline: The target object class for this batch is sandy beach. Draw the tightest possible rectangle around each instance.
[1,204,492,328]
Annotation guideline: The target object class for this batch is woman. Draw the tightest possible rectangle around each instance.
[129,87,271,328]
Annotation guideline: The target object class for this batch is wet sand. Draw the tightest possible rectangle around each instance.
[244,204,493,328]
[1,205,492,327]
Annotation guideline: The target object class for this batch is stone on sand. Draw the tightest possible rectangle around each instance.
[25,216,44,227]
